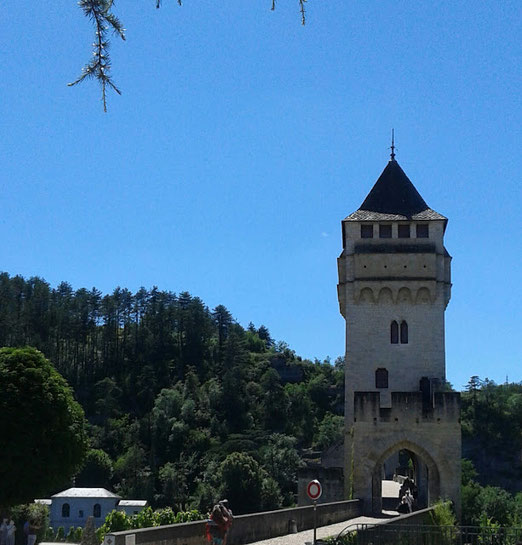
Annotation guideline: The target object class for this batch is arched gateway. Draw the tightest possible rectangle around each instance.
[337,151,461,516]
[371,441,440,513]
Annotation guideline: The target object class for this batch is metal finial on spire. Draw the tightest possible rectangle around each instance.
[390,129,396,161]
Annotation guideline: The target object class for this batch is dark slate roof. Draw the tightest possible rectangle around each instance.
[345,160,446,222]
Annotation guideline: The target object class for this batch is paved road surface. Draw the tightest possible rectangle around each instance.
[247,481,401,545]
[244,514,395,545]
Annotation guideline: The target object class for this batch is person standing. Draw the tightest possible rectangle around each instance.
[0,519,8,545]
[23,521,29,545]
[205,500,233,545]
[6,520,15,545]
[404,489,413,513]
[218,500,233,545]
[27,520,37,545]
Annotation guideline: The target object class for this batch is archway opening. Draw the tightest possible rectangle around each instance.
[372,442,440,515]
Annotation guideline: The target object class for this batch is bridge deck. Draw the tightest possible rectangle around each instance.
[244,515,394,545]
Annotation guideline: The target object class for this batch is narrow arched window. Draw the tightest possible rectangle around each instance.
[390,321,399,344]
[375,368,389,389]
[62,503,70,518]
[400,321,408,344]
[93,504,101,518]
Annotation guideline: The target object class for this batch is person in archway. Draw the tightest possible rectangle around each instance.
[404,489,413,513]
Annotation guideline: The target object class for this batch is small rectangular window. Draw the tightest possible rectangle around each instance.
[361,224,373,238]
[375,368,389,389]
[379,224,392,238]
[398,224,410,238]
[416,224,429,238]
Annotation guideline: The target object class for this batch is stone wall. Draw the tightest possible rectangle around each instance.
[297,467,344,505]
[347,391,461,516]
[105,500,361,545]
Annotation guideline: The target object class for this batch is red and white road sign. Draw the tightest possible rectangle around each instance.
[307,479,322,501]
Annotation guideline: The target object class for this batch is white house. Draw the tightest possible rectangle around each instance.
[36,488,147,532]
[117,500,148,517]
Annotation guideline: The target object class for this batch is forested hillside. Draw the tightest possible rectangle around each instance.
[462,378,522,493]
[460,378,522,525]
[0,272,344,513]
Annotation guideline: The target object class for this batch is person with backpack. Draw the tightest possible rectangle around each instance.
[205,500,233,545]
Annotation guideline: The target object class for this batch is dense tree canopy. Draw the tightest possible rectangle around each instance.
[460,378,522,525]
[0,272,343,513]
[76,449,114,488]
[0,347,87,507]
[461,377,522,493]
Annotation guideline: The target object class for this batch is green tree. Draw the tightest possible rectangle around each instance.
[114,444,153,500]
[75,449,114,488]
[461,458,478,486]
[476,486,514,526]
[315,413,344,450]
[261,368,288,432]
[0,347,87,507]
[158,462,188,508]
[261,434,303,504]
[219,452,282,514]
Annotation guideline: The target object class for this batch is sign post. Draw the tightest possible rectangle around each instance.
[306,480,322,545]
[314,501,317,545]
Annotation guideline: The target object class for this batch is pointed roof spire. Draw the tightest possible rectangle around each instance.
[390,129,396,161]
[343,150,447,222]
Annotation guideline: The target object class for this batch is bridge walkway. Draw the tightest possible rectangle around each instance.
[246,480,402,545]
[244,514,395,545]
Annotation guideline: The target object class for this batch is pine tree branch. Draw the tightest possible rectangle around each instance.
[69,0,125,112]
[299,0,307,26]
[156,0,182,7]
[73,1,308,111]
[271,0,307,25]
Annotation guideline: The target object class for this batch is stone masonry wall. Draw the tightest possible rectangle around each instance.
[347,391,461,516]
[105,500,362,545]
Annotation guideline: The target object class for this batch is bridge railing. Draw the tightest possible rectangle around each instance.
[330,523,522,545]
[104,499,362,545]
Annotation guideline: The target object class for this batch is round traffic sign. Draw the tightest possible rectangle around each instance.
[307,479,322,500]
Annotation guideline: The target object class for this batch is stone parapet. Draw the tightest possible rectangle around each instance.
[354,391,460,423]
[105,500,362,545]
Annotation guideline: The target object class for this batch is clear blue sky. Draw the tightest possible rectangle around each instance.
[1,1,521,390]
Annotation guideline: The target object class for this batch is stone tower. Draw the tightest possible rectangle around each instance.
[337,151,461,515]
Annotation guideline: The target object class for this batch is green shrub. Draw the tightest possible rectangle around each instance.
[65,527,76,542]
[96,510,131,543]
[130,507,155,529]
[325,532,357,545]
[74,527,83,542]
[173,510,203,523]
[96,507,204,544]
[153,508,176,526]
[430,500,457,527]
[55,527,65,542]
[45,527,54,541]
